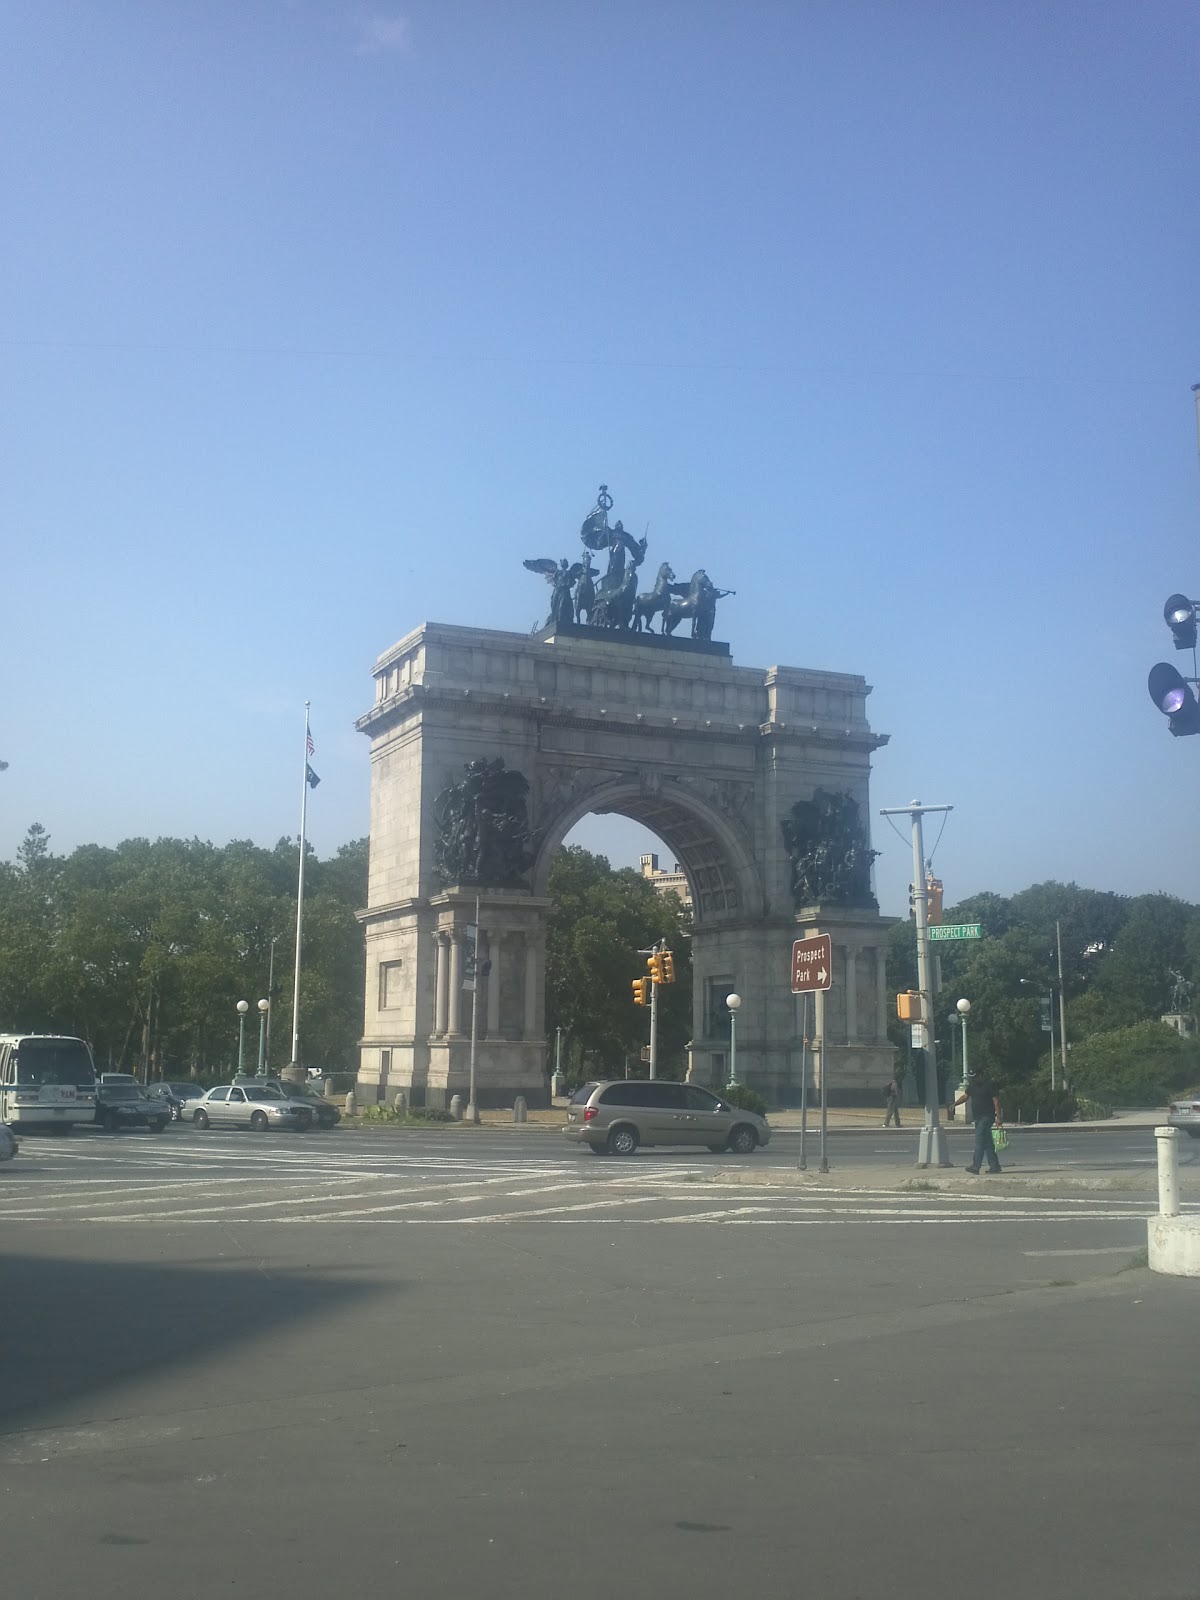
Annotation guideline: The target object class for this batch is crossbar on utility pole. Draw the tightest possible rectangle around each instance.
[881,800,954,1169]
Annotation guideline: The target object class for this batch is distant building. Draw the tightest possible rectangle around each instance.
[639,853,692,912]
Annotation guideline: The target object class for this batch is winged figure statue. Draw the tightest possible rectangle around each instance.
[523,557,583,631]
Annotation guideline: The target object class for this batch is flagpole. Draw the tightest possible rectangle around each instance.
[288,702,311,1077]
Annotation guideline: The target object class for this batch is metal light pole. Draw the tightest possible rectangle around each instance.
[726,993,741,1086]
[257,999,269,1075]
[957,998,971,1091]
[236,999,249,1074]
[881,800,953,1168]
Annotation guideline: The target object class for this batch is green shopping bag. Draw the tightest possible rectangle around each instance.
[992,1125,1009,1151]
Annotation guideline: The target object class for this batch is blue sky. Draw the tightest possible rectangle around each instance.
[3,1,1198,918]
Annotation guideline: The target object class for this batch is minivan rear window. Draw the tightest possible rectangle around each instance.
[570,1083,600,1105]
[599,1080,686,1109]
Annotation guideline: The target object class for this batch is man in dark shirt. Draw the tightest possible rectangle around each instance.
[955,1066,1003,1174]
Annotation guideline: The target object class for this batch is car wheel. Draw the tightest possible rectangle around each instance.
[150,1118,167,1133]
[193,1109,210,1130]
[727,1124,758,1155]
[249,1110,270,1132]
[607,1125,638,1157]
[587,1143,608,1156]
[102,1110,120,1133]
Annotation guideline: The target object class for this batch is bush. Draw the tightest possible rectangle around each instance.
[997,1064,1076,1122]
[1067,1021,1199,1107]
[720,1082,768,1117]
[1075,1095,1113,1121]
[357,1104,454,1125]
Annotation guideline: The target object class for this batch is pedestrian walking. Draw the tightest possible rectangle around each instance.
[882,1075,901,1128]
[955,1066,1003,1174]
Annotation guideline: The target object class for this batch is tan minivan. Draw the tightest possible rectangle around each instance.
[563,1079,770,1157]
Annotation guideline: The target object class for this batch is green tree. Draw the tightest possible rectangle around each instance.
[1065,1020,1199,1107]
[545,845,691,1079]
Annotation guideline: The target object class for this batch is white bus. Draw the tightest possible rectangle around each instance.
[0,1033,98,1131]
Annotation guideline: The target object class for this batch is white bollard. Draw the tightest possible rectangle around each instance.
[392,1090,407,1116]
[449,1094,463,1122]
[1155,1126,1181,1217]
[513,1096,527,1124]
[344,1088,357,1118]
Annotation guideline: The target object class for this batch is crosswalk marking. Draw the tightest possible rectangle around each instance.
[4,1135,1183,1228]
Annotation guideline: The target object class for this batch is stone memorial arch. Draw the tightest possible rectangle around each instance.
[354,485,896,1108]
[354,618,897,1110]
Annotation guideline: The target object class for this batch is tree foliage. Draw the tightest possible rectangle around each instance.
[886,878,1200,1111]
[0,825,367,1076]
[545,845,692,1080]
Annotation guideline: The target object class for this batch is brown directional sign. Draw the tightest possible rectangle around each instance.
[791,933,832,993]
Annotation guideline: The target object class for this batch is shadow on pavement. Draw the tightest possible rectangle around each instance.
[0,1251,385,1434]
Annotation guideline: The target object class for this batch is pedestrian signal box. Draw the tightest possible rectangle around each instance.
[896,991,921,1022]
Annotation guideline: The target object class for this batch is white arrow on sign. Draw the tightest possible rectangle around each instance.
[817,967,827,984]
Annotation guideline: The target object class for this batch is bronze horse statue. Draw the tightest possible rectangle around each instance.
[633,563,677,633]
[663,569,733,642]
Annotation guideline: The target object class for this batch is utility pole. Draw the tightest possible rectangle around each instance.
[881,800,953,1169]
[1056,918,1069,1089]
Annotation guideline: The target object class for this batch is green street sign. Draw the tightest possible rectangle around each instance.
[928,922,982,941]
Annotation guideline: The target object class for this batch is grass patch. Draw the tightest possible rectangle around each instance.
[901,1179,938,1193]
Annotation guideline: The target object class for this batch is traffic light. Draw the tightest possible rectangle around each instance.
[647,951,665,985]
[1164,593,1198,651]
[1148,662,1200,736]
[926,877,943,925]
[896,991,921,1022]
[631,978,650,1006]
[908,883,915,921]
[661,950,676,984]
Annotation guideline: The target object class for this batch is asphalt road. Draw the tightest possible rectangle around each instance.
[4,1116,1178,1181]
[3,1124,1198,1600]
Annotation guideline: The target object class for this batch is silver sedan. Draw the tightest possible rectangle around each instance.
[190,1084,312,1132]
[1168,1095,1200,1139]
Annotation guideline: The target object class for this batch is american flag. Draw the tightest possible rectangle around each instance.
[306,729,315,757]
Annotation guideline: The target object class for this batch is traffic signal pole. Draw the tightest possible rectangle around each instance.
[881,800,953,1169]
[649,972,659,1079]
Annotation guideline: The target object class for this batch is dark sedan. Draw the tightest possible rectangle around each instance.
[95,1081,169,1132]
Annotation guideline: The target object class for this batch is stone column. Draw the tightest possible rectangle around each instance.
[875,946,888,1042]
[448,933,463,1036]
[845,945,858,1041]
[523,936,539,1039]
[434,933,449,1036]
[486,932,502,1035]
